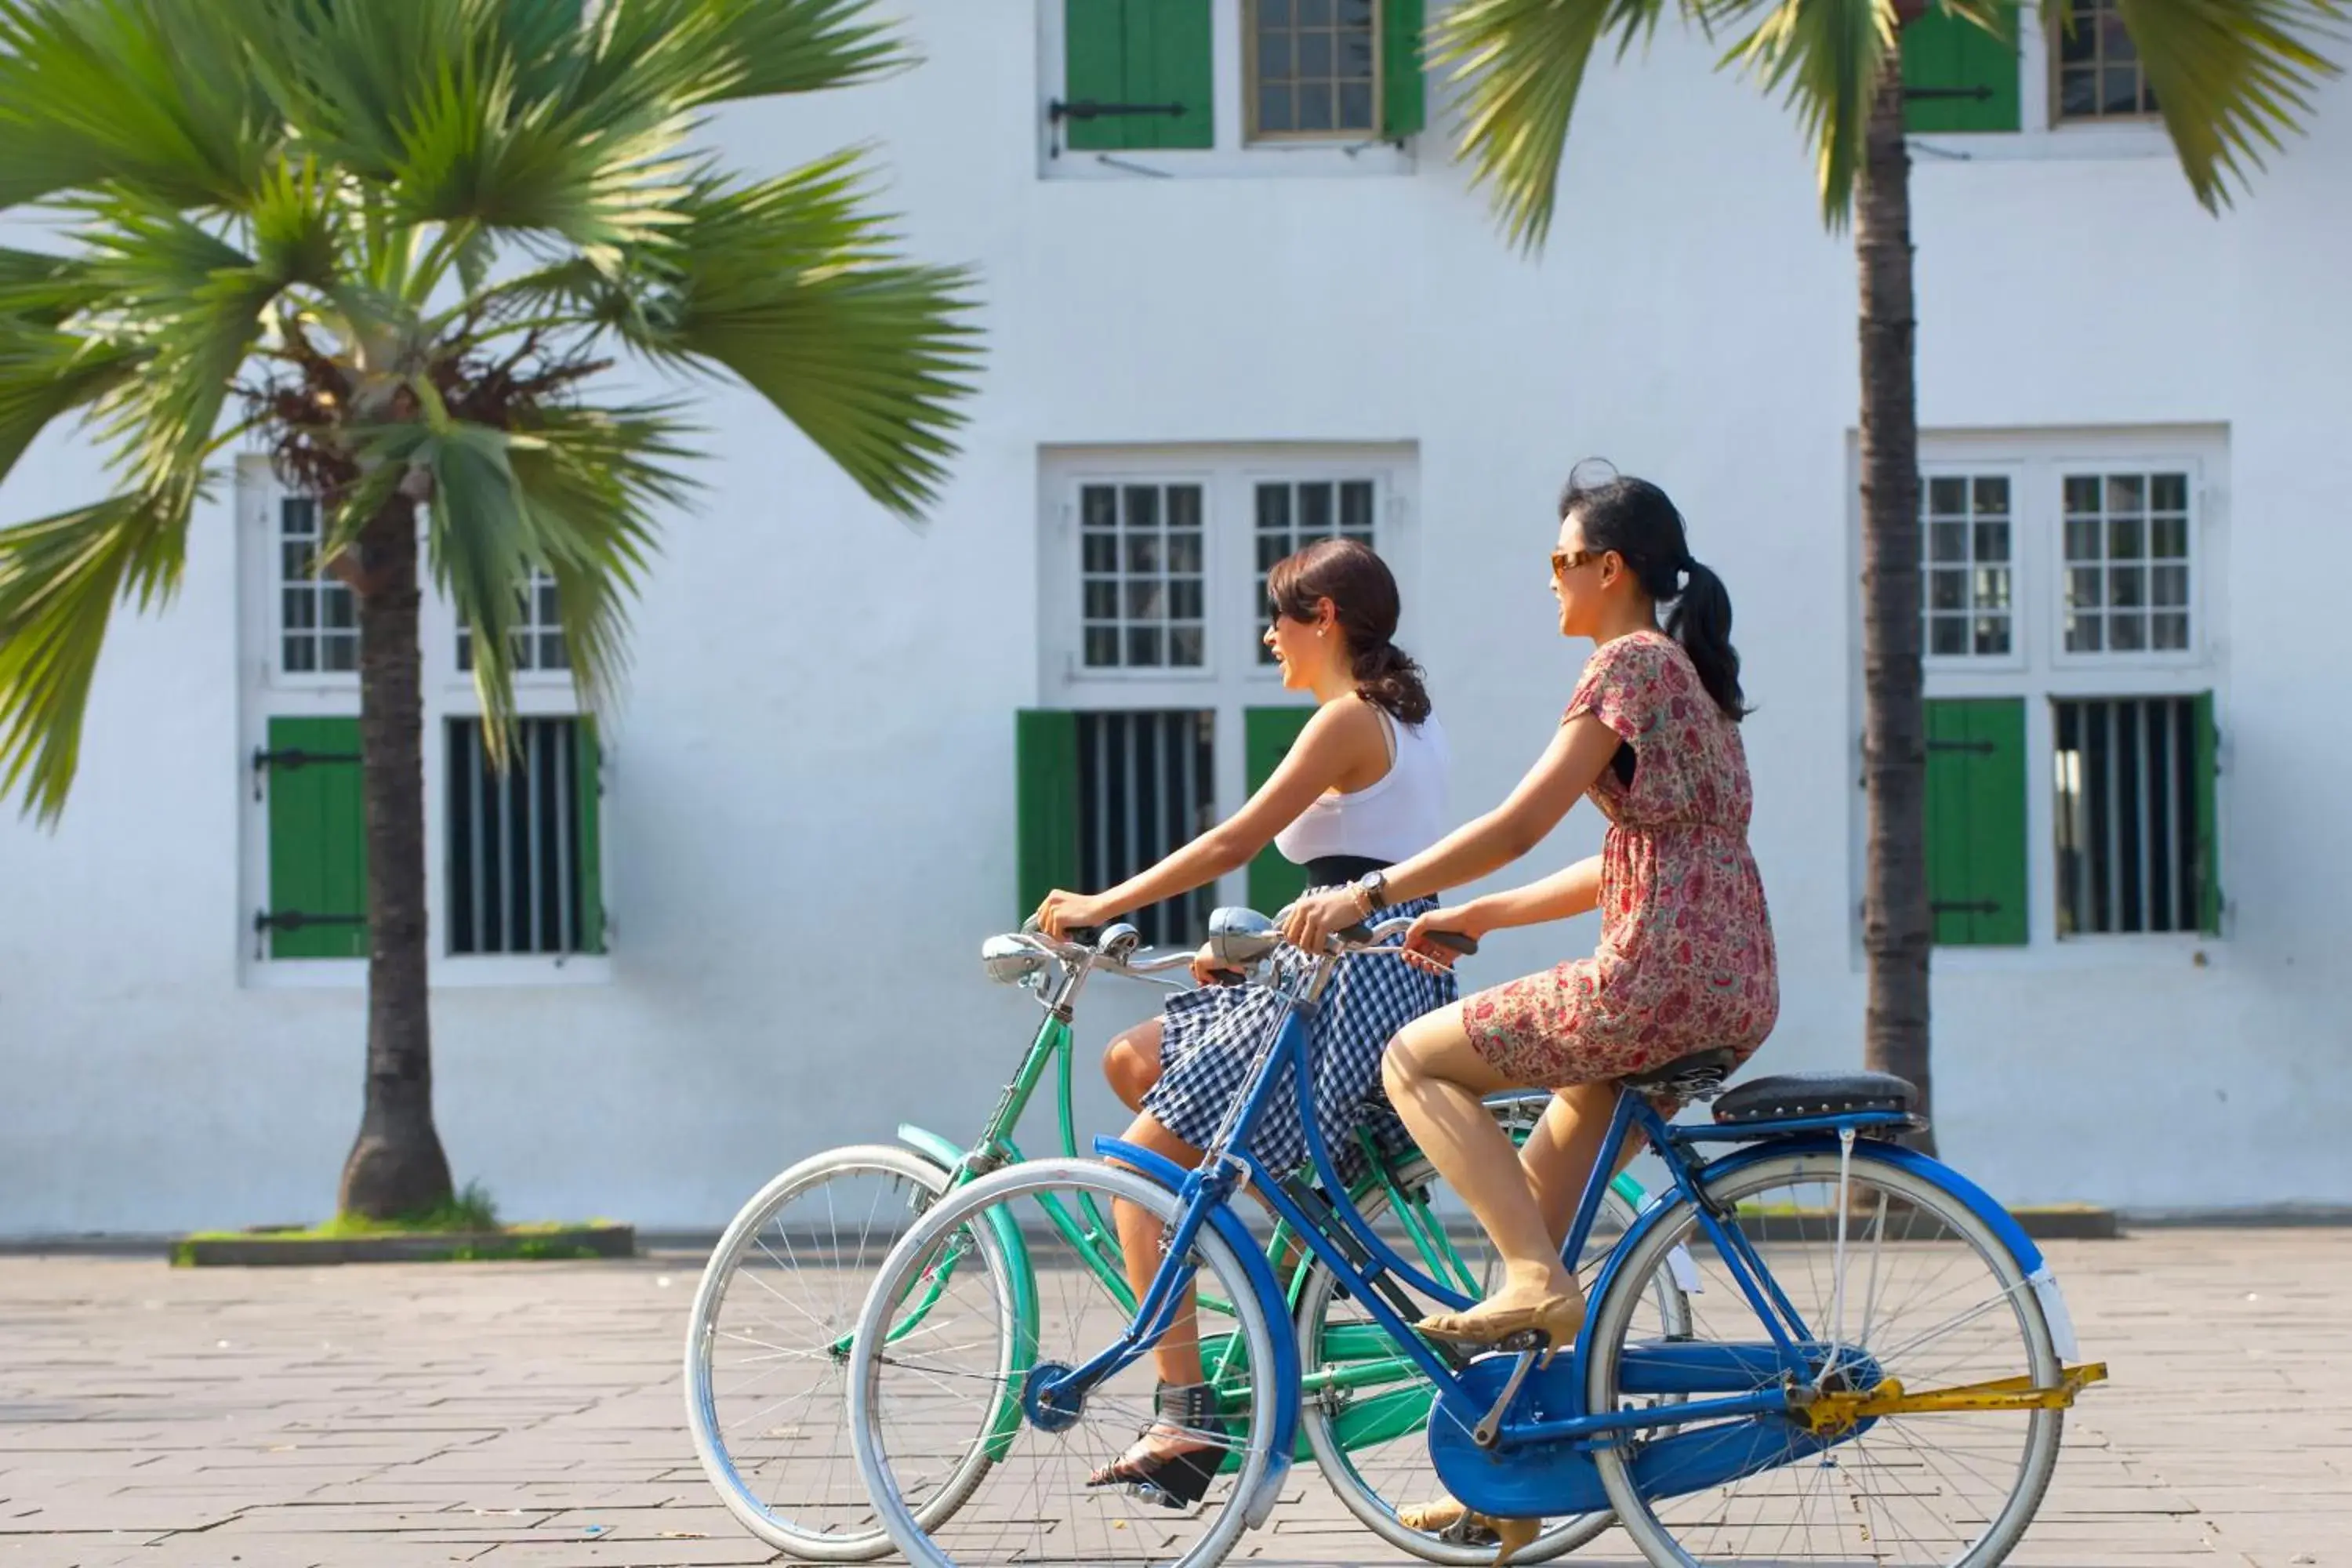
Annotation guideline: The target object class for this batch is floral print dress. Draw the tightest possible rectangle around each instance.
[1461,629,1778,1087]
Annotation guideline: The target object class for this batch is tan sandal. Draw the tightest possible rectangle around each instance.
[1399,1497,1542,1563]
[1415,1290,1586,1367]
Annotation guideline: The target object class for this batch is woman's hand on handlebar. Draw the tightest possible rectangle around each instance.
[1402,905,1489,975]
[1189,943,1245,987]
[1279,885,1365,954]
[1032,888,1112,941]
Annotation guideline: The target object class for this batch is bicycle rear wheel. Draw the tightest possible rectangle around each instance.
[1586,1149,2063,1567]
[850,1157,1282,1568]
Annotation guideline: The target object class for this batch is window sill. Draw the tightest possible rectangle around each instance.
[1909,121,2172,169]
[1041,139,1417,183]
[244,954,615,989]
[1929,931,2220,973]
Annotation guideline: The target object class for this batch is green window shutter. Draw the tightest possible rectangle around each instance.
[1924,699,2027,946]
[1065,0,1213,152]
[2194,690,2221,935]
[574,717,604,955]
[1245,705,1316,915]
[263,716,368,960]
[1379,0,1425,140]
[1901,5,2020,133]
[1017,710,1083,920]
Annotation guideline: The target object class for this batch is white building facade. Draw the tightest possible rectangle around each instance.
[5,2,2349,1232]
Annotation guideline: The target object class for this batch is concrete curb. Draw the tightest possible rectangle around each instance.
[170,1223,637,1266]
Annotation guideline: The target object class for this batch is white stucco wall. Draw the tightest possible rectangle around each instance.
[3,6,2347,1231]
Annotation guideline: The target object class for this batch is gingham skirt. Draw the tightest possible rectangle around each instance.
[1142,893,1457,1183]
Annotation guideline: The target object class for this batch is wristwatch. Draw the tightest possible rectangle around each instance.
[1353,870,1390,916]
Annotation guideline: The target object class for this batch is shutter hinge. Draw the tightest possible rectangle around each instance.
[252,745,361,800]
[252,909,366,960]
[1049,98,1188,124]
[1930,900,2001,916]
[1926,739,1996,755]
[1902,86,1994,102]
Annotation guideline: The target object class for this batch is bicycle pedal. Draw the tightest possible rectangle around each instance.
[1124,1479,1195,1512]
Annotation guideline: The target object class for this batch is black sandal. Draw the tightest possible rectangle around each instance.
[1086,1381,1229,1508]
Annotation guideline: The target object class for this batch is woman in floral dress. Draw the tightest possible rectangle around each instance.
[1284,467,1777,1557]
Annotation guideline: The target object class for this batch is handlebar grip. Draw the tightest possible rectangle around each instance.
[1419,929,1479,956]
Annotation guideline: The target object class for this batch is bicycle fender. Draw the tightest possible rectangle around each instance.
[1575,1138,2052,1402]
[894,1123,966,1172]
[1095,1136,1299,1530]
[896,1123,1036,1462]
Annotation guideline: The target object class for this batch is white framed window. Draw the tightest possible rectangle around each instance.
[2051,0,2158,122]
[1246,0,1381,142]
[235,458,609,985]
[274,495,358,677]
[1079,481,1209,670]
[1040,1,1421,180]
[1853,427,2228,958]
[1036,442,1417,916]
[1921,469,2020,664]
[2057,469,2194,655]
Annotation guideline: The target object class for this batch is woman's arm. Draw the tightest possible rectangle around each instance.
[1457,854,1603,933]
[1033,699,1385,935]
[1280,711,1621,949]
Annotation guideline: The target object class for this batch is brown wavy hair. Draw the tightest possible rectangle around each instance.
[1266,538,1432,725]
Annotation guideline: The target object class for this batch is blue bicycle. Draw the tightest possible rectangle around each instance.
[848,908,2106,1568]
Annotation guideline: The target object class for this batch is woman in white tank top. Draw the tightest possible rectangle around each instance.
[1031,539,1453,1507]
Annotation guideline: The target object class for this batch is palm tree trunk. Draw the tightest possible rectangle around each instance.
[1856,47,1936,1154]
[338,494,455,1218]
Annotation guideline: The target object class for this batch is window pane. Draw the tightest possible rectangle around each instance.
[2153,612,2190,650]
[2063,474,2101,514]
[325,588,355,629]
[1300,481,1333,535]
[1256,482,1290,533]
[1300,0,1332,24]
[2068,567,2103,608]
[1170,579,1203,619]
[1127,626,1163,666]
[1167,531,1203,574]
[1085,627,1120,666]
[1930,618,1966,656]
[1166,485,1202,530]
[2102,64,2141,114]
[1973,476,2009,514]
[2151,564,2188,608]
[2108,515,2143,560]
[1298,28,1332,75]
[1125,533,1161,574]
[539,632,568,670]
[1169,626,1205,667]
[1258,84,1294,131]
[1929,521,1965,562]
[2150,472,2187,511]
[284,587,315,630]
[324,633,358,673]
[2067,615,2103,653]
[1257,532,1290,572]
[2110,565,2144,608]
[1975,566,2012,610]
[2065,517,2102,562]
[282,636,315,672]
[1125,581,1165,619]
[1930,570,1965,611]
[1084,582,1117,619]
[2151,514,2188,558]
[2105,474,2144,514]
[1081,485,1117,530]
[2110,613,2147,651]
[1340,480,1375,532]
[1973,519,2010,564]
[1258,30,1292,77]
[1927,477,1966,515]
[1123,485,1159,532]
[1975,618,2011,656]
[1298,82,1334,129]
[1083,532,1116,572]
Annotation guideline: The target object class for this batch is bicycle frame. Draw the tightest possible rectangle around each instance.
[1058,975,2008,1510]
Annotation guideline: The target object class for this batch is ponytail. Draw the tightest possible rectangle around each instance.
[1561,465,1750,721]
[1352,641,1432,726]
[1665,559,1747,721]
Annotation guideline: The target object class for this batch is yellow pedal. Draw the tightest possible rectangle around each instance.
[1797,1362,2108,1435]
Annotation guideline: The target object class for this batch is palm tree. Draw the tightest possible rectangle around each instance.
[0,0,976,1218]
[1433,0,2337,1146]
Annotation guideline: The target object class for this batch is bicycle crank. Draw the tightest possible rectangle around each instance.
[1791,1362,2110,1438]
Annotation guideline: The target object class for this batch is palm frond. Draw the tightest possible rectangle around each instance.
[1713,0,1887,227]
[2109,0,2346,210]
[416,420,537,747]
[614,155,979,515]
[0,324,142,486]
[0,247,106,325]
[504,400,698,708]
[0,0,274,210]
[1433,0,1682,252]
[668,0,912,102]
[0,487,190,822]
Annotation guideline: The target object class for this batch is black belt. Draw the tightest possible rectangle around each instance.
[1305,855,1391,888]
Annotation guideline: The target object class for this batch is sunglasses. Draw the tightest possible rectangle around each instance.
[1549,547,1603,578]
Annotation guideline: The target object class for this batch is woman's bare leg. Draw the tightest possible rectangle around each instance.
[1520,1082,1642,1250]
[1094,1112,1220,1478]
[1102,1019,1166,1113]
[1383,1004,1574,1308]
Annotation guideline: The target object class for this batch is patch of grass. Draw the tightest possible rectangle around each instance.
[316,1180,502,1235]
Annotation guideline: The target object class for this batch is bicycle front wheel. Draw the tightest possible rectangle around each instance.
[684,1143,975,1560]
[1586,1149,2063,1567]
[850,1157,1283,1568]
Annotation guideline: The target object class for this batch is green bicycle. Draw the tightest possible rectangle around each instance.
[684,921,1682,1563]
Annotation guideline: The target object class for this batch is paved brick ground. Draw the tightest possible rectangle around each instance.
[0,1229,2346,1567]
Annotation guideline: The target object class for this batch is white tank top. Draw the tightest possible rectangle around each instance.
[1272,709,1450,868]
